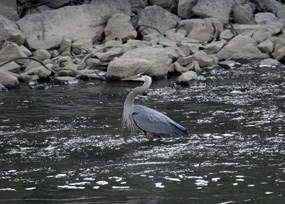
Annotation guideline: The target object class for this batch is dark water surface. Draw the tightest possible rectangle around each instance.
[0,64,285,203]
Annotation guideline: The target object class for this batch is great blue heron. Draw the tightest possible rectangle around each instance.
[122,73,189,141]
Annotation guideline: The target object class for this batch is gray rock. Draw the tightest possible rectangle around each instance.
[177,71,198,84]
[95,48,124,62]
[273,47,285,63]
[0,15,25,45]
[20,45,32,56]
[165,28,188,44]
[149,0,175,11]
[0,42,27,63]
[174,61,200,73]
[232,4,255,24]
[60,38,72,53]
[268,36,285,51]
[179,19,213,42]
[0,0,19,21]
[104,13,137,42]
[255,0,285,19]
[177,0,197,19]
[0,83,8,92]
[0,69,19,88]
[179,18,223,43]
[203,40,227,54]
[192,0,234,24]
[17,0,131,49]
[220,29,234,40]
[24,64,53,79]
[217,34,269,60]
[255,12,278,24]
[232,23,283,36]
[0,61,21,73]
[257,39,274,53]
[138,5,179,35]
[86,58,102,68]
[104,40,123,48]
[34,49,51,61]
[252,30,272,43]
[191,51,218,67]
[259,58,280,66]
[107,47,171,78]
[38,0,70,9]
[72,39,93,51]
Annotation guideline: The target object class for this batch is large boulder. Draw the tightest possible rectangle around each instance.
[138,5,179,35]
[217,35,269,60]
[16,0,131,49]
[106,47,171,78]
[0,15,26,45]
[104,13,137,42]
[0,69,19,88]
[0,0,19,21]
[192,0,234,24]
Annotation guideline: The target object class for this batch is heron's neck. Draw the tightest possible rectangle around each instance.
[124,77,152,109]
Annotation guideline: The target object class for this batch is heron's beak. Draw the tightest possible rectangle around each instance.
[121,76,134,81]
[121,76,142,81]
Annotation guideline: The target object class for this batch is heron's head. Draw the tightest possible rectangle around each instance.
[121,73,151,82]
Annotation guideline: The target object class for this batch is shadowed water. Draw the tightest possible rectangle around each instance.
[0,64,284,203]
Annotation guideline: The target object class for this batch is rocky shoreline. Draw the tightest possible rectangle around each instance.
[0,0,285,91]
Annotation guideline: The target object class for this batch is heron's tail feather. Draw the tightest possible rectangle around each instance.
[171,122,189,137]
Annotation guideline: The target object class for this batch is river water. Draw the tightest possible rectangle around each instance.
[0,62,284,203]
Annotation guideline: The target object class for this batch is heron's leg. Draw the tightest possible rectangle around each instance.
[154,135,162,141]
[145,132,154,142]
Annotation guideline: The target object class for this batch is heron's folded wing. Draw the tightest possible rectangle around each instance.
[133,105,189,136]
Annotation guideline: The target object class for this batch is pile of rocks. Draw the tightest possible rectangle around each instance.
[1,0,285,90]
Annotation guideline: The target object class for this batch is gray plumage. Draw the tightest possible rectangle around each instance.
[122,73,189,141]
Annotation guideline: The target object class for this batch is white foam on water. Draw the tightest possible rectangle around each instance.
[58,185,85,189]
[195,179,209,186]
[211,177,220,182]
[25,187,36,191]
[93,186,100,189]
[0,188,16,191]
[165,177,181,182]
[112,186,130,189]
[96,181,108,185]
[155,182,165,188]
[68,182,90,186]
